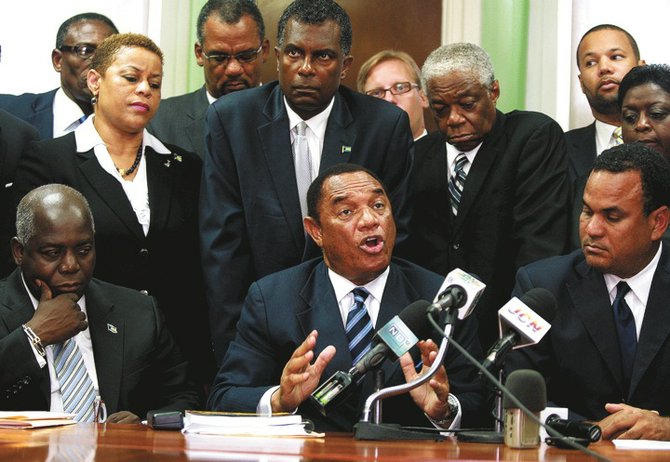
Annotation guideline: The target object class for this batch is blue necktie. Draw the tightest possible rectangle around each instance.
[612,281,637,386]
[448,153,468,216]
[346,288,374,366]
[53,338,96,422]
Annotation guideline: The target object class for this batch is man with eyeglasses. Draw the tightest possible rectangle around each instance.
[149,0,269,159]
[357,50,429,141]
[0,13,117,139]
[200,0,413,365]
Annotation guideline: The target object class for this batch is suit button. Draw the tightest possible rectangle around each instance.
[140,290,149,296]
[139,248,149,257]
[452,243,460,250]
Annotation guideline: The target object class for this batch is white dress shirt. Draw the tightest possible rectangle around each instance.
[22,274,100,412]
[446,141,483,178]
[603,244,662,340]
[594,119,621,156]
[74,115,172,235]
[52,88,86,138]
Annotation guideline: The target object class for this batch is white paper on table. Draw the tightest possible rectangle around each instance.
[613,439,670,450]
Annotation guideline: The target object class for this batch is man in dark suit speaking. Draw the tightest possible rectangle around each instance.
[200,0,414,364]
[507,144,670,440]
[0,185,199,423]
[406,43,569,348]
[208,164,483,431]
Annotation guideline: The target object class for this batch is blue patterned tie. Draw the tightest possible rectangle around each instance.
[53,338,96,422]
[346,288,374,365]
[448,153,468,215]
[612,281,637,387]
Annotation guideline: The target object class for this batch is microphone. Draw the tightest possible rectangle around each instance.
[310,300,432,414]
[545,414,602,442]
[427,268,486,320]
[480,288,556,375]
[503,369,546,448]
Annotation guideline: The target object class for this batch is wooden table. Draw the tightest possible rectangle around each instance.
[0,423,667,461]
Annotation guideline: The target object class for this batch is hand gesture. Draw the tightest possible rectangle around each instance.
[271,330,336,413]
[25,279,87,345]
[399,339,451,420]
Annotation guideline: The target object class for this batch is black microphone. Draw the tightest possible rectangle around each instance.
[310,300,432,415]
[503,369,546,448]
[426,284,466,317]
[480,288,557,376]
[545,414,602,442]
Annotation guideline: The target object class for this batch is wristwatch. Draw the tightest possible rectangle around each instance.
[427,394,460,428]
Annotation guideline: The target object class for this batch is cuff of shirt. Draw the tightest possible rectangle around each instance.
[257,385,300,417]
[425,393,461,431]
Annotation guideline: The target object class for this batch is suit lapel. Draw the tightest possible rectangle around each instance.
[184,87,209,156]
[567,261,626,393]
[145,147,173,236]
[570,123,597,179]
[453,110,506,233]
[76,149,144,240]
[320,90,356,171]
[85,280,124,413]
[258,87,306,254]
[296,262,352,376]
[629,245,670,397]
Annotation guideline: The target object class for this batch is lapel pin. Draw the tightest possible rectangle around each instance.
[173,153,182,162]
[107,323,118,334]
[341,145,352,154]
[164,159,171,168]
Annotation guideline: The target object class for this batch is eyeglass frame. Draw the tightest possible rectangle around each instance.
[200,43,264,66]
[58,43,98,60]
[365,81,420,99]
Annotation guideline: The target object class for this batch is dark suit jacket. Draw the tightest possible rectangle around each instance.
[0,110,39,277]
[506,244,670,420]
[200,81,414,363]
[0,89,57,139]
[11,133,215,386]
[565,122,597,250]
[207,258,485,431]
[406,110,569,348]
[148,86,209,159]
[0,270,200,416]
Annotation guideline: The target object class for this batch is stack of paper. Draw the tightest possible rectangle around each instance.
[0,412,76,429]
[182,411,323,437]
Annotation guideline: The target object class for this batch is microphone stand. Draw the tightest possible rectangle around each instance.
[354,309,457,440]
[457,370,505,443]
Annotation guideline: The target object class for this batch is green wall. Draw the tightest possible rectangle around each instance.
[187,0,207,92]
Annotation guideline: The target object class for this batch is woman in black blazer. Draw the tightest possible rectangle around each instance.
[12,33,215,395]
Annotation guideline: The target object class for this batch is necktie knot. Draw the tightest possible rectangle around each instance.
[614,281,633,323]
[613,126,623,146]
[352,287,369,307]
[295,121,307,137]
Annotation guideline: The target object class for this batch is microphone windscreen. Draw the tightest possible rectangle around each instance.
[519,288,557,323]
[397,300,433,339]
[503,369,546,412]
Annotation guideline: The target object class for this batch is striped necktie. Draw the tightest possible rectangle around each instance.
[292,121,312,218]
[612,281,637,387]
[448,153,468,215]
[346,288,374,366]
[53,338,96,422]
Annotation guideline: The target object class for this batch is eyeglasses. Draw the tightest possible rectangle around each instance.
[59,43,97,60]
[365,81,419,99]
[201,44,263,66]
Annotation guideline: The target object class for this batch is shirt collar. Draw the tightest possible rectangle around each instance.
[52,87,86,136]
[74,115,172,155]
[603,244,662,306]
[284,95,334,139]
[328,265,390,307]
[594,119,619,154]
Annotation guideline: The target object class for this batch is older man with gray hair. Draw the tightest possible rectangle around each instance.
[406,42,570,349]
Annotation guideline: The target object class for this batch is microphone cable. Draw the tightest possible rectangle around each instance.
[426,311,611,462]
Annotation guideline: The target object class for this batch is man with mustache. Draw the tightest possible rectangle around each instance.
[566,25,645,248]
[507,144,670,440]
[149,0,269,159]
[0,13,118,139]
[406,43,569,350]
[0,184,199,423]
[200,0,413,364]
[208,164,484,431]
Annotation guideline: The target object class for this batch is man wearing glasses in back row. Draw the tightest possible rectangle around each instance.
[0,13,118,139]
[149,0,270,159]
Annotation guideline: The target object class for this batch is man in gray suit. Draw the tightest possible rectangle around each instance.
[149,0,269,158]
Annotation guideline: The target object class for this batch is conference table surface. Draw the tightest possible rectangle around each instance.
[0,423,667,461]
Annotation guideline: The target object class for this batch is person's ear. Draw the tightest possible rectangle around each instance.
[304,216,323,247]
[10,237,24,266]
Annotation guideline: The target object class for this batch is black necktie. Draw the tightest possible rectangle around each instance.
[346,288,373,366]
[612,281,637,385]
